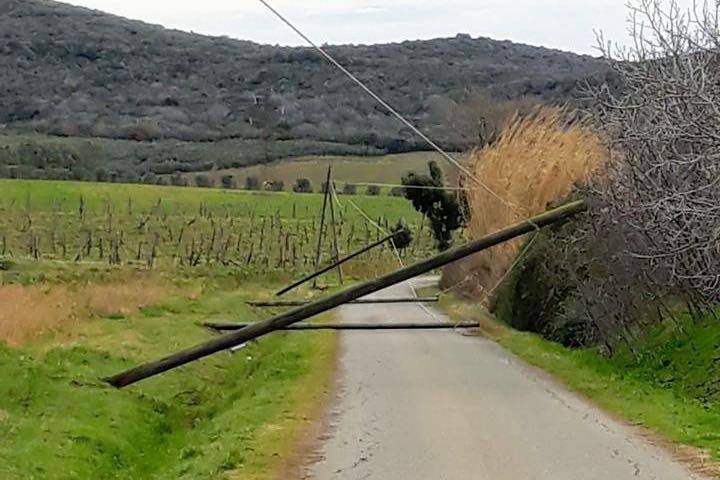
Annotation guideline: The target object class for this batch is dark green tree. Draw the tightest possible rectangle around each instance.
[245,176,260,190]
[221,175,235,189]
[265,179,284,192]
[402,161,464,250]
[293,178,313,193]
[366,185,381,196]
[391,219,413,251]
[194,174,213,188]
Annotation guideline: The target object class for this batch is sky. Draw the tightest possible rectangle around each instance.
[64,0,697,56]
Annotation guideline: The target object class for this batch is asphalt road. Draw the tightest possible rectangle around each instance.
[306,279,704,480]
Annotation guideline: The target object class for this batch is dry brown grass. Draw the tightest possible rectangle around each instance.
[0,276,179,346]
[447,107,605,296]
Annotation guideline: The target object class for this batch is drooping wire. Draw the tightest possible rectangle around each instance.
[258,0,542,316]
[256,0,533,224]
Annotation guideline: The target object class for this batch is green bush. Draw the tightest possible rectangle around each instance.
[365,185,381,196]
[245,176,260,190]
[292,178,313,193]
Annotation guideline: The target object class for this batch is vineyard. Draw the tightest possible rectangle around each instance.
[0,180,438,281]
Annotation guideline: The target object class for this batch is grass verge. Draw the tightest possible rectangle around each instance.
[440,296,720,476]
[0,277,336,480]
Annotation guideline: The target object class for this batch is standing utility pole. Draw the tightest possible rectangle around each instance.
[312,165,332,289]
[328,181,344,285]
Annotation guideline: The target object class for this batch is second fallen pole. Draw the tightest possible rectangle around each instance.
[205,321,480,331]
[250,297,438,307]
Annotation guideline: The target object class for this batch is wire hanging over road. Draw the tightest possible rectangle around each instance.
[256,0,529,222]
[258,0,543,306]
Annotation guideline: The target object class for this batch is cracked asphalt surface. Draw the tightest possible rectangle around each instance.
[307,279,704,480]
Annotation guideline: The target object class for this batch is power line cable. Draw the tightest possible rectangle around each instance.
[258,0,542,321]
[257,0,532,224]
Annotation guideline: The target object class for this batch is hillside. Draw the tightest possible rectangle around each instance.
[0,0,610,181]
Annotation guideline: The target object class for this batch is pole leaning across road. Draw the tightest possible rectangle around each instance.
[105,200,586,388]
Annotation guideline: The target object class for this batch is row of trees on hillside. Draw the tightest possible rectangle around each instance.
[183,174,393,196]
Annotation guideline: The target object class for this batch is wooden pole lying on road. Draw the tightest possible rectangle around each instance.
[250,297,439,307]
[275,230,404,296]
[105,200,586,388]
[205,321,480,331]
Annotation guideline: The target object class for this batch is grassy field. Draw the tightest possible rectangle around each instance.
[0,178,440,479]
[0,265,337,480]
[182,152,462,192]
[0,179,435,279]
[441,297,720,474]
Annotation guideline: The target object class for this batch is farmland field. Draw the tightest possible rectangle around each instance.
[0,178,439,479]
[0,179,436,279]
[180,152,464,192]
[0,274,337,479]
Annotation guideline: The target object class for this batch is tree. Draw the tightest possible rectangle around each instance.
[342,183,357,195]
[389,186,405,197]
[402,161,464,250]
[245,176,260,190]
[293,178,313,193]
[248,91,282,162]
[264,179,284,192]
[194,174,213,188]
[95,168,108,182]
[365,185,381,196]
[391,219,413,251]
[221,175,235,189]
[587,0,720,302]
[170,172,188,186]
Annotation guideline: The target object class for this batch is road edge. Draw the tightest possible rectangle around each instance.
[438,296,720,480]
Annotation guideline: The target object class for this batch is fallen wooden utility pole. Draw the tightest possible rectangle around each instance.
[205,321,479,331]
[276,230,404,296]
[250,297,439,307]
[105,200,586,388]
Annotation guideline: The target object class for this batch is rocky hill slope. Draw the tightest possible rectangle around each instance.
[0,0,610,181]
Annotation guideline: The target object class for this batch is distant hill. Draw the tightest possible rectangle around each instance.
[0,0,610,182]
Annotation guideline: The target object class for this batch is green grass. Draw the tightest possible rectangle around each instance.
[0,178,418,218]
[0,179,435,276]
[0,280,336,480]
[441,298,720,462]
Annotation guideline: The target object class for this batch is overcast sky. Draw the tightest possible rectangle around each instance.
[65,0,696,56]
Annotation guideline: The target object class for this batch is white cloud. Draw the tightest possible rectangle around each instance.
[64,0,697,55]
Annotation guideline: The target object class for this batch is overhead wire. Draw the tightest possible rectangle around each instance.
[258,0,543,314]
[256,0,534,225]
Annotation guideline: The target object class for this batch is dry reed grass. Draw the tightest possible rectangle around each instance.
[448,107,606,296]
[0,277,178,346]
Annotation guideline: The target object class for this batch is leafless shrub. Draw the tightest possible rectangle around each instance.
[588,0,720,302]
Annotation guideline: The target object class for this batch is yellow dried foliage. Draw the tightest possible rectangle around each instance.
[456,107,605,296]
